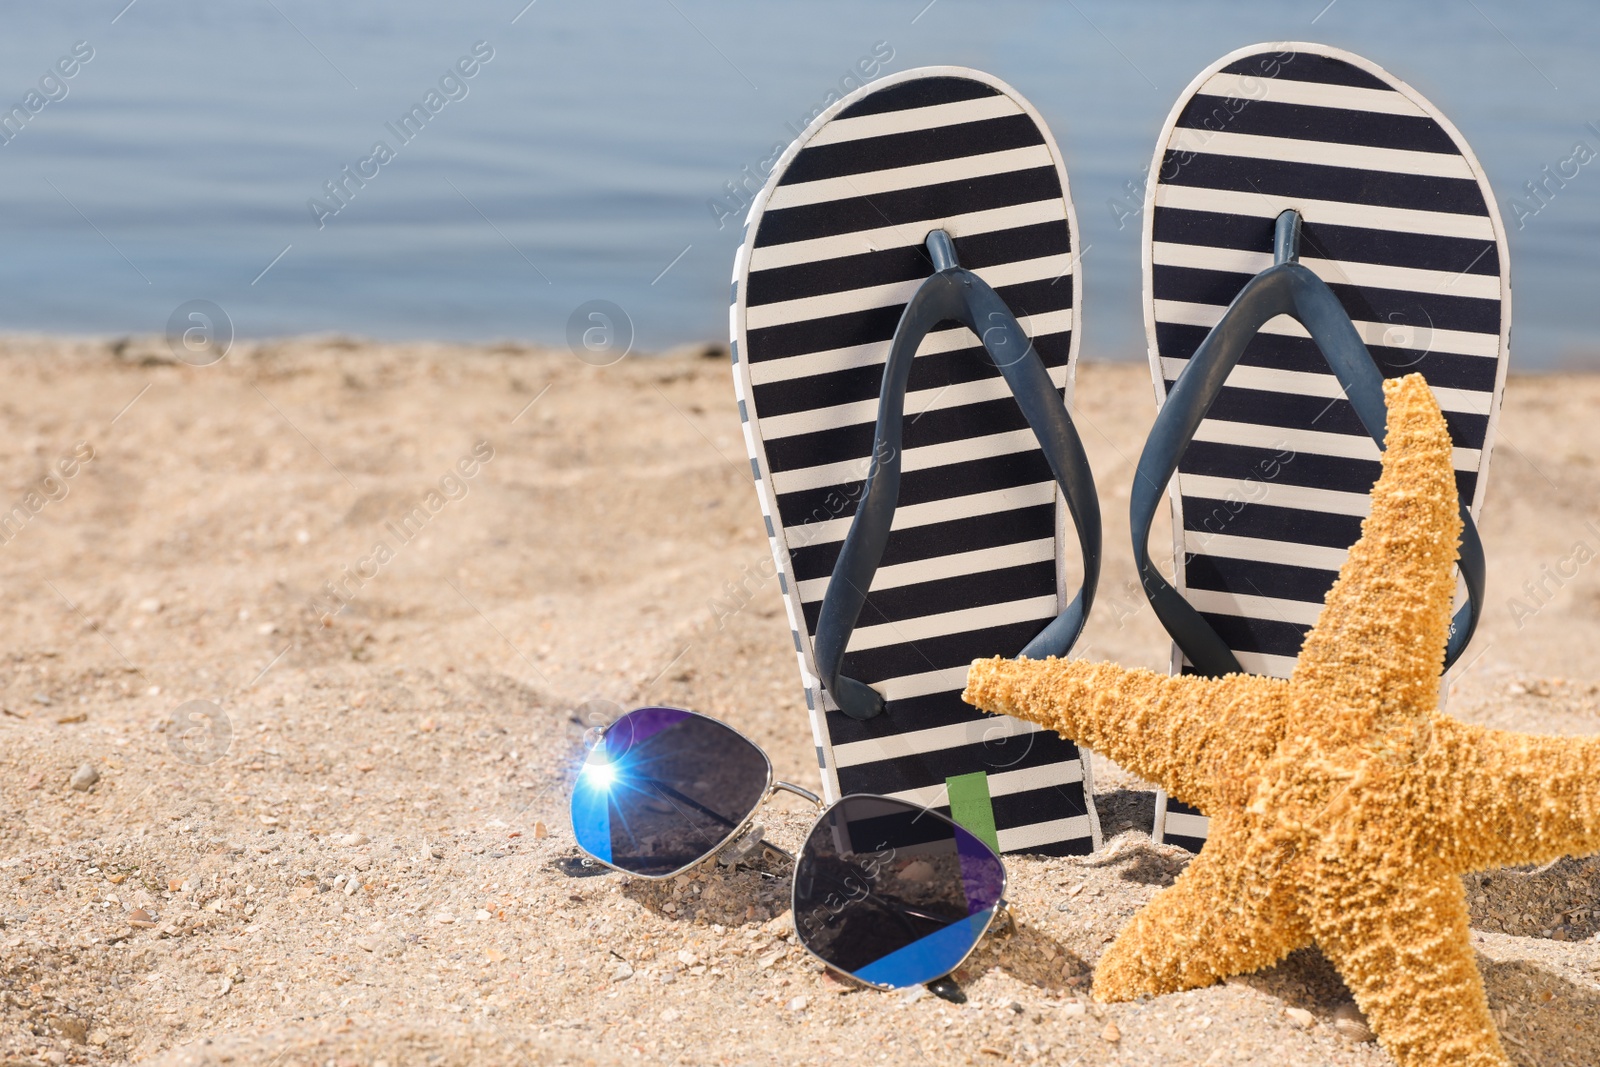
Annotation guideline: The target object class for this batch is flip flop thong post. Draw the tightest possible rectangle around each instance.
[731,67,1103,856]
[1138,43,1511,851]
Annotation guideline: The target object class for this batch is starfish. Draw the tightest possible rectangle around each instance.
[962,374,1600,1067]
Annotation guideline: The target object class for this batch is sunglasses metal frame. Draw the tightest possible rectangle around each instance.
[572,706,1010,990]
[791,793,1009,991]
[573,705,818,881]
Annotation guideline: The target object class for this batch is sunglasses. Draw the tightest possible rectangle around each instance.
[569,705,1008,990]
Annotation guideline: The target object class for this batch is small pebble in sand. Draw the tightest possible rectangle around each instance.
[1286,1007,1315,1029]
[69,764,99,791]
[786,996,808,1012]
[474,909,491,921]
[138,597,162,613]
[533,821,549,839]
[435,911,456,924]
[127,908,157,929]
[660,1009,680,1022]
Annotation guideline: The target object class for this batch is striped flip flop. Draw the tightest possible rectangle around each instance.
[730,67,1104,857]
[1137,43,1510,851]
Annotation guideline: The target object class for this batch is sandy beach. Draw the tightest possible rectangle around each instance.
[2,336,1598,1066]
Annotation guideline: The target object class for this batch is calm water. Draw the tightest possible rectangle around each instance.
[1,0,1597,367]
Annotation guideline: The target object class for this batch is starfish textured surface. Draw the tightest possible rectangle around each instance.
[963,374,1600,1067]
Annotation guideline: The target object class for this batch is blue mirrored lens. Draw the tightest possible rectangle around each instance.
[793,795,1004,988]
[570,707,769,877]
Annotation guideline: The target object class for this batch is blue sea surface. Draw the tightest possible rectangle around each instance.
[0,0,1595,367]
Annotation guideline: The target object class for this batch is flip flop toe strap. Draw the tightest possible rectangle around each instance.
[814,230,1102,721]
[1132,210,1485,678]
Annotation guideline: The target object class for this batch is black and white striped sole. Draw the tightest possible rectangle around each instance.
[1143,43,1511,851]
[730,67,1101,857]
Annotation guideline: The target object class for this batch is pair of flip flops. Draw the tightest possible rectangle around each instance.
[728,42,1510,857]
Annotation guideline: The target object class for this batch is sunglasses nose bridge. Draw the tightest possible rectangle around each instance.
[714,821,774,868]
[709,782,822,868]
[771,780,823,808]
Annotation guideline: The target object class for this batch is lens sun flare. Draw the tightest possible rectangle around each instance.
[582,759,617,789]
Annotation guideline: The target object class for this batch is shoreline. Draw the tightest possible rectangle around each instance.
[0,331,1594,377]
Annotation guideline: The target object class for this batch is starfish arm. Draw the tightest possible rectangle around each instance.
[1426,714,1600,872]
[1291,375,1462,736]
[1310,866,1507,1067]
[963,656,1292,812]
[1093,818,1310,1001]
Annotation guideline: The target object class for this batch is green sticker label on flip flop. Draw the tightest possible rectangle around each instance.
[945,771,1000,853]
